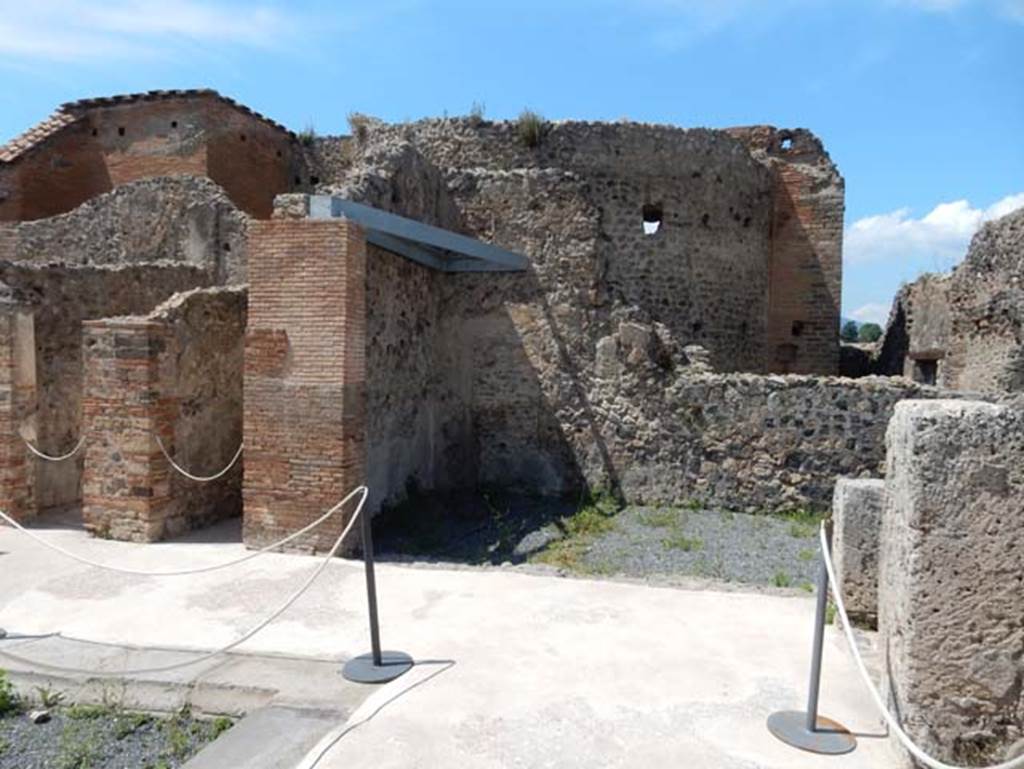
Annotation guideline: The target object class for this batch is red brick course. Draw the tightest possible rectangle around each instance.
[242,219,367,553]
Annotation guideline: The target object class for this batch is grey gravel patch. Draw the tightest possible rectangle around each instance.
[0,707,231,769]
[581,507,821,588]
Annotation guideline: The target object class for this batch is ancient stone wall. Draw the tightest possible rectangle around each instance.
[0,92,299,221]
[831,477,884,627]
[875,274,951,383]
[943,208,1024,392]
[2,177,248,283]
[80,287,245,540]
[0,263,211,512]
[879,399,1024,766]
[0,302,36,521]
[243,218,366,553]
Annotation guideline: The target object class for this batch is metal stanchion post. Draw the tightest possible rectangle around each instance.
[767,523,856,755]
[0,628,6,640]
[341,502,413,684]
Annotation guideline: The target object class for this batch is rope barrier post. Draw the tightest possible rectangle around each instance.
[767,520,856,755]
[342,499,412,684]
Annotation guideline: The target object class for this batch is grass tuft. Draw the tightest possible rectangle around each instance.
[662,534,703,552]
[517,109,545,148]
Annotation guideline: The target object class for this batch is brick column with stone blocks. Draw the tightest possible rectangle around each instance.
[243,217,367,553]
[831,477,884,628]
[81,319,175,541]
[0,302,36,520]
[879,399,1024,766]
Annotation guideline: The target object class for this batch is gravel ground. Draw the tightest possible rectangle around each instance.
[374,493,824,590]
[0,704,232,769]
[575,506,822,588]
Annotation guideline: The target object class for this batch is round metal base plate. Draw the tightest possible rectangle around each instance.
[767,710,857,755]
[342,651,414,684]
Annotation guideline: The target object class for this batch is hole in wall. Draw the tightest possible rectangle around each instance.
[642,203,663,235]
[118,126,125,137]
[701,213,710,227]
[780,137,793,151]
[240,134,247,142]
[294,176,301,185]
[791,320,805,337]
[223,243,231,252]
[276,150,282,158]
[171,120,178,128]
[310,175,320,186]
[91,128,98,137]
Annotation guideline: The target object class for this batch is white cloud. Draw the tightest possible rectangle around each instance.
[844,192,1024,269]
[0,0,299,61]
[851,303,891,325]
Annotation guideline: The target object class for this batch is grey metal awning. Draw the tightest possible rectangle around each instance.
[308,196,528,273]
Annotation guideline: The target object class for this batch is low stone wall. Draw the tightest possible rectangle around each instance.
[879,399,1024,766]
[586,370,956,512]
[80,286,245,541]
[831,477,884,627]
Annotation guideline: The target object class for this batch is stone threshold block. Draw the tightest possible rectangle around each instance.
[879,399,1024,767]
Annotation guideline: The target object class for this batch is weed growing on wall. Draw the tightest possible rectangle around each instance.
[517,109,545,148]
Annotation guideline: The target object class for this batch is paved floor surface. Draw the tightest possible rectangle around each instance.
[0,514,901,768]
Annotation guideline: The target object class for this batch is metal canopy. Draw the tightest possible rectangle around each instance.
[309,196,528,273]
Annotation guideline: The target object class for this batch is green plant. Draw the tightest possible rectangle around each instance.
[0,736,8,755]
[56,725,100,769]
[468,101,486,126]
[210,716,233,738]
[772,571,792,588]
[826,601,837,625]
[662,534,703,552]
[114,711,152,740]
[35,683,66,708]
[66,703,110,720]
[638,508,675,528]
[516,109,545,148]
[840,320,859,342]
[347,112,372,143]
[0,669,18,716]
[799,582,814,593]
[684,498,703,511]
[798,548,816,562]
[297,123,317,147]
[162,716,191,760]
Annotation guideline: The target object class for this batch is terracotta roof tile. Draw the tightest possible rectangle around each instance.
[0,88,294,164]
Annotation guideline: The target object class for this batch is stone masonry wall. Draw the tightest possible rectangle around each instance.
[80,286,245,540]
[879,399,1024,766]
[0,302,36,521]
[944,208,1024,392]
[0,263,212,512]
[243,218,366,553]
[2,176,249,283]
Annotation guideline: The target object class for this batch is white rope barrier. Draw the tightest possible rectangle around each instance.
[0,487,363,577]
[22,435,86,462]
[0,486,368,676]
[154,434,243,482]
[821,524,1024,769]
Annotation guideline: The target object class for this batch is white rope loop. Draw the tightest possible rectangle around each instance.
[22,434,86,462]
[0,486,364,577]
[0,485,368,676]
[822,524,1024,769]
[154,434,243,483]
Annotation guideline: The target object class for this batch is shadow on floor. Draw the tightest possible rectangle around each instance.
[372,490,578,566]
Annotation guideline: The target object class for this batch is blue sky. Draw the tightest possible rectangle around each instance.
[0,0,1021,324]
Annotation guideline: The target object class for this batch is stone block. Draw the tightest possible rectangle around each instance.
[879,399,1024,766]
[831,477,884,627]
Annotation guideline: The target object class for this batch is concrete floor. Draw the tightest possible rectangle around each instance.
[0,515,902,768]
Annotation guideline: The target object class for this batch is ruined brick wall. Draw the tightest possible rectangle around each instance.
[943,208,1024,392]
[243,218,366,552]
[2,177,248,283]
[728,127,844,375]
[80,286,245,540]
[0,264,211,512]
[0,93,298,221]
[875,274,951,382]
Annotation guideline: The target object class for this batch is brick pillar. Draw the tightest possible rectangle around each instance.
[0,302,36,520]
[879,400,1024,766]
[81,319,175,541]
[243,218,367,553]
